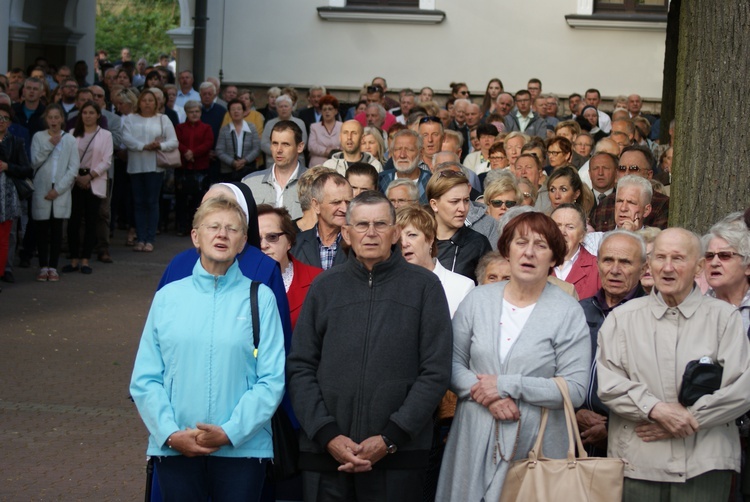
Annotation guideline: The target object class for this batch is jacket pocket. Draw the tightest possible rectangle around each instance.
[368,379,412,434]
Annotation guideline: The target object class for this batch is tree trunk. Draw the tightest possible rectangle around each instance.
[658,0,680,145]
[670,1,750,232]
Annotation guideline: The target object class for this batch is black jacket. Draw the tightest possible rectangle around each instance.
[12,102,46,139]
[287,250,453,471]
[436,225,492,283]
[290,226,348,270]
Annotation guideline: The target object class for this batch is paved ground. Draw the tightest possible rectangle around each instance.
[1,230,193,501]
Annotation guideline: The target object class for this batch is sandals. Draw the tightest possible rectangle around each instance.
[133,242,145,252]
[126,230,137,247]
[143,243,154,253]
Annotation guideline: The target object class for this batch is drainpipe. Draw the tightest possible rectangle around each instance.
[192,0,208,83]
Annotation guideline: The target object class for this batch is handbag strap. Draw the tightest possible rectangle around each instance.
[530,377,588,462]
[78,127,101,167]
[249,280,260,358]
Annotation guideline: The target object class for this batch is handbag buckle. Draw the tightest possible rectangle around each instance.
[567,461,577,469]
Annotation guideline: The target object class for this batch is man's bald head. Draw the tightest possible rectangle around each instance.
[594,138,620,156]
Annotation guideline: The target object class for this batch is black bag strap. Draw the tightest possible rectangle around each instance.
[250,281,260,358]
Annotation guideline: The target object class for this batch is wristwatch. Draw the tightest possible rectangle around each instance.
[381,435,398,454]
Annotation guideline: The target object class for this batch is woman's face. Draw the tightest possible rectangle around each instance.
[166,88,177,107]
[276,100,292,120]
[507,228,555,285]
[420,88,434,102]
[489,151,509,170]
[356,102,367,114]
[430,183,470,232]
[400,223,434,270]
[147,75,161,88]
[186,107,202,124]
[0,110,11,136]
[487,81,502,99]
[583,108,599,127]
[80,105,100,128]
[551,208,586,258]
[641,242,655,292]
[547,142,571,168]
[258,213,292,268]
[139,93,157,116]
[705,236,750,294]
[481,259,511,284]
[662,148,673,172]
[192,209,247,270]
[114,98,132,115]
[117,72,130,87]
[45,109,64,131]
[454,86,469,99]
[268,94,277,108]
[229,103,245,122]
[486,190,518,220]
[239,93,252,110]
[548,176,580,210]
[321,104,337,122]
[360,134,379,156]
[557,127,574,142]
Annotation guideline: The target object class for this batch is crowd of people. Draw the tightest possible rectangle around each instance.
[3,50,750,502]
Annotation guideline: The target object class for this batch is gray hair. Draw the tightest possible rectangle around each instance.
[346,190,395,225]
[497,205,540,238]
[183,99,201,112]
[309,85,327,94]
[599,230,647,264]
[275,94,293,107]
[366,103,386,120]
[483,169,516,186]
[702,221,750,267]
[199,81,216,94]
[616,175,653,205]
[0,92,10,105]
[453,98,471,109]
[432,151,459,166]
[386,179,419,202]
[267,86,281,97]
[475,251,507,284]
[392,128,423,151]
[443,129,464,149]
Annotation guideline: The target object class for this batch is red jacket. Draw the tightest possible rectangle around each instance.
[175,120,214,171]
[287,255,323,330]
[559,245,601,300]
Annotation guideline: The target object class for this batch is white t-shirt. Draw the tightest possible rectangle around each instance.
[500,299,536,363]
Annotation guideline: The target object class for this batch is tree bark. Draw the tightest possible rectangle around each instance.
[658,0,680,145]
[671,1,750,232]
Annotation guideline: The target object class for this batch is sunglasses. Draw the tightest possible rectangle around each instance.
[437,170,467,179]
[704,251,744,261]
[489,200,517,209]
[261,232,285,243]
[366,85,384,94]
[617,165,648,173]
[419,116,441,124]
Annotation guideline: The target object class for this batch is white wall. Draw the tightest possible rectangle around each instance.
[207,0,666,99]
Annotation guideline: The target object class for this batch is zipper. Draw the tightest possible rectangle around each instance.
[207,274,219,425]
[354,269,375,439]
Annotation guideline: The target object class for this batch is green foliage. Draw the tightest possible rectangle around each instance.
[96,0,179,64]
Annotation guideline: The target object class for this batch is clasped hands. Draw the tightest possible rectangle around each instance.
[471,374,519,422]
[167,423,230,457]
[326,435,388,473]
[636,402,699,442]
[143,140,162,151]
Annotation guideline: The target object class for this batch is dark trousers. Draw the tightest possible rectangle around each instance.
[111,159,133,229]
[174,170,208,233]
[95,179,113,252]
[155,455,267,502]
[302,469,425,502]
[623,469,732,502]
[131,171,163,244]
[68,186,100,260]
[20,200,35,262]
[35,216,63,269]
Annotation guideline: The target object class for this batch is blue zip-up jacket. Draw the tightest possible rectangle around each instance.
[130,259,285,458]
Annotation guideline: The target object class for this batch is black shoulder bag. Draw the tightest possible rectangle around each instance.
[250,281,300,481]
[678,358,723,407]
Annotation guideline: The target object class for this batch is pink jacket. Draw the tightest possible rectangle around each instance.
[560,245,601,300]
[76,127,113,198]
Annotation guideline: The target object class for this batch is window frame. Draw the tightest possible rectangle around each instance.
[594,0,668,15]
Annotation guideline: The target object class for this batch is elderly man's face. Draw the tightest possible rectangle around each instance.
[89,86,107,109]
[615,185,650,230]
[628,95,642,115]
[650,229,705,307]
[392,135,419,174]
[419,122,443,157]
[387,185,417,209]
[535,97,547,117]
[314,180,353,230]
[179,72,194,90]
[546,97,558,117]
[589,154,616,192]
[453,102,467,124]
[598,234,645,306]
[223,86,238,101]
[617,150,652,180]
[466,105,481,127]
[366,107,384,128]
[309,89,324,109]
[497,94,514,116]
[342,202,399,271]
[400,95,414,116]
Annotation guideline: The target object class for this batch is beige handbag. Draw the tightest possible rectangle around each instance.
[155,115,181,168]
[499,377,626,502]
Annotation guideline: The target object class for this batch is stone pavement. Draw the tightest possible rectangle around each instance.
[1,230,194,501]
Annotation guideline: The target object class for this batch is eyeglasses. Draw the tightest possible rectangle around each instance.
[366,85,383,94]
[489,200,517,209]
[705,251,744,261]
[349,221,393,233]
[419,116,441,124]
[489,155,507,161]
[261,232,285,243]
[548,150,564,156]
[199,223,242,236]
[92,93,105,98]
[618,165,649,173]
[0,116,10,123]
[437,170,467,179]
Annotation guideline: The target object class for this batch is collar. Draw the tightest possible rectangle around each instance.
[315,224,341,247]
[346,245,403,282]
[178,88,195,97]
[706,285,750,308]
[202,103,215,112]
[516,110,533,120]
[270,162,301,185]
[650,284,703,319]
[233,121,252,134]
[190,257,242,294]
[594,282,646,313]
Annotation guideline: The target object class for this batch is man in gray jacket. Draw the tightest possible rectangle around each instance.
[287,191,452,501]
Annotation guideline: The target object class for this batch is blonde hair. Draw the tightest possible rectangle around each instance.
[484,177,522,204]
[395,205,438,257]
[192,197,248,236]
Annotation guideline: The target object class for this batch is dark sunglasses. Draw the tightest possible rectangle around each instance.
[489,200,517,209]
[366,85,383,94]
[261,232,285,244]
[705,251,744,261]
[617,165,648,173]
[419,116,441,124]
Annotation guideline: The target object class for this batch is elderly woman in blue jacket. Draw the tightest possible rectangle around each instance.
[130,196,285,502]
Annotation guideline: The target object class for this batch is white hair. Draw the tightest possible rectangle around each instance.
[275,94,293,107]
[616,175,653,205]
[199,81,216,93]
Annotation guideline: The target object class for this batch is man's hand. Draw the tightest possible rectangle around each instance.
[489,397,520,421]
[648,402,699,438]
[168,428,219,457]
[576,409,607,433]
[635,422,674,442]
[195,423,231,448]
[355,435,388,465]
[619,213,640,231]
[470,374,500,406]
[326,435,371,473]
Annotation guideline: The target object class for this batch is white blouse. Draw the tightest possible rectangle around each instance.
[122,114,179,174]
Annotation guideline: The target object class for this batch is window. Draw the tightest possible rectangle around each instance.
[348,0,419,5]
[595,0,668,14]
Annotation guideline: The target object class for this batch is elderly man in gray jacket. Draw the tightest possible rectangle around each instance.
[597,228,750,501]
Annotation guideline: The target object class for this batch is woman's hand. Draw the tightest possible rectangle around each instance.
[195,423,231,448]
[489,397,520,421]
[232,159,247,170]
[168,428,220,457]
[74,175,90,189]
[49,134,62,146]
[184,150,194,162]
[470,374,500,406]
[45,188,59,201]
